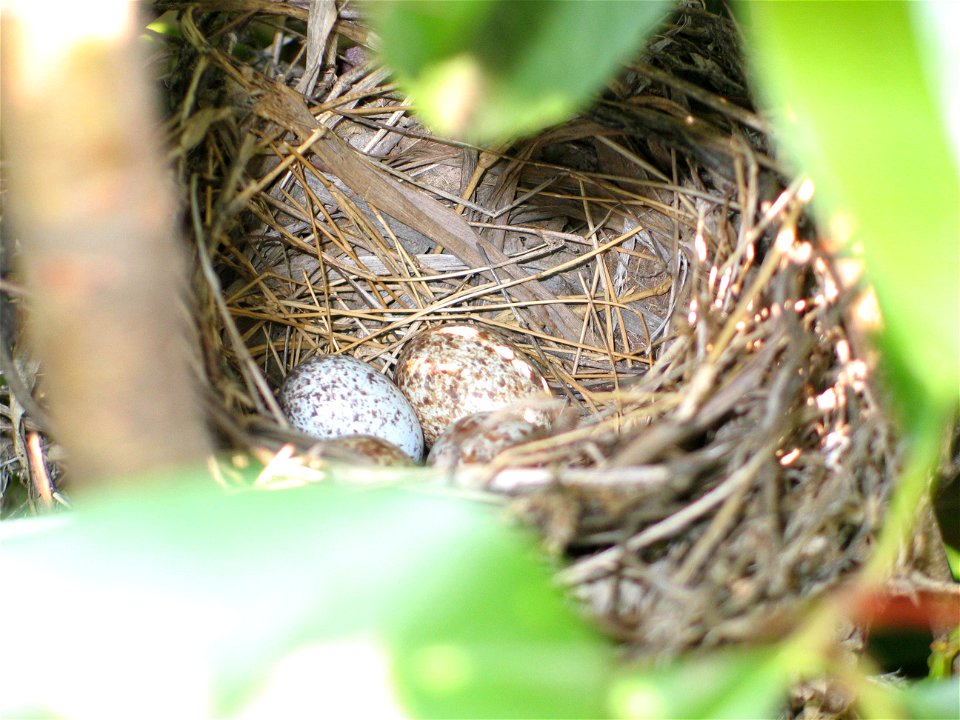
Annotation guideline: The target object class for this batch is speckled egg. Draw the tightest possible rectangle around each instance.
[328,435,416,467]
[427,411,545,470]
[279,355,423,460]
[394,324,552,446]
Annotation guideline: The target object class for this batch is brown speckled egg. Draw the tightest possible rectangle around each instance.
[279,355,423,460]
[427,411,545,470]
[394,324,551,446]
[329,435,416,467]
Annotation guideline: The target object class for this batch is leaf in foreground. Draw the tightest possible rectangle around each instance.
[371,0,672,142]
[741,0,959,428]
[0,471,610,718]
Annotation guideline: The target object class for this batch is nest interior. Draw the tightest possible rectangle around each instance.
[161,0,896,660]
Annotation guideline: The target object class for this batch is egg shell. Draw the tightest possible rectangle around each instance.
[394,324,551,446]
[280,355,424,460]
[427,411,544,470]
[328,435,416,467]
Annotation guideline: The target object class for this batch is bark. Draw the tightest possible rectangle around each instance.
[1,3,211,487]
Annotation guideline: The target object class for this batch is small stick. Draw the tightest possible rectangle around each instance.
[26,431,54,509]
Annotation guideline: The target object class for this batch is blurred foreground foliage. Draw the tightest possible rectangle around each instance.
[1,465,611,718]
[1,1,957,718]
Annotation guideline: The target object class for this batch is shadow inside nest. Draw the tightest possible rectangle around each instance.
[169,0,897,660]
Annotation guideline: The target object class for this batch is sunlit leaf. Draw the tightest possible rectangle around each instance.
[370,0,672,142]
[945,545,960,581]
[741,0,960,433]
[0,467,610,718]
[894,678,960,720]
[608,644,822,720]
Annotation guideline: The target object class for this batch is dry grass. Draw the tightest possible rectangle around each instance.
[155,0,897,668]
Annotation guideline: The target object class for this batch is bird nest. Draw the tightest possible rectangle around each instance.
[165,1,896,659]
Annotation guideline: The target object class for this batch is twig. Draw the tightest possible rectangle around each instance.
[26,431,54,509]
[561,440,777,585]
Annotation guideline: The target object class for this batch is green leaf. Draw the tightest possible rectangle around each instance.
[890,679,959,720]
[608,643,822,720]
[0,467,610,718]
[370,0,672,142]
[945,544,960,581]
[740,0,959,432]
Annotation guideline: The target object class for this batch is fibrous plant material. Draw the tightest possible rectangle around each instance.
[159,0,897,668]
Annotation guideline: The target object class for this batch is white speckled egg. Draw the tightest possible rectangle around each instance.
[427,411,545,470]
[394,324,552,446]
[280,355,423,461]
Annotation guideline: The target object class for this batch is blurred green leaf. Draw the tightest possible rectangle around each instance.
[945,544,960,581]
[145,12,182,39]
[896,678,960,720]
[370,0,671,142]
[741,0,960,432]
[0,467,610,718]
[928,626,959,681]
[608,643,823,720]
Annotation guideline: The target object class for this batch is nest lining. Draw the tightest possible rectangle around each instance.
[164,0,896,662]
